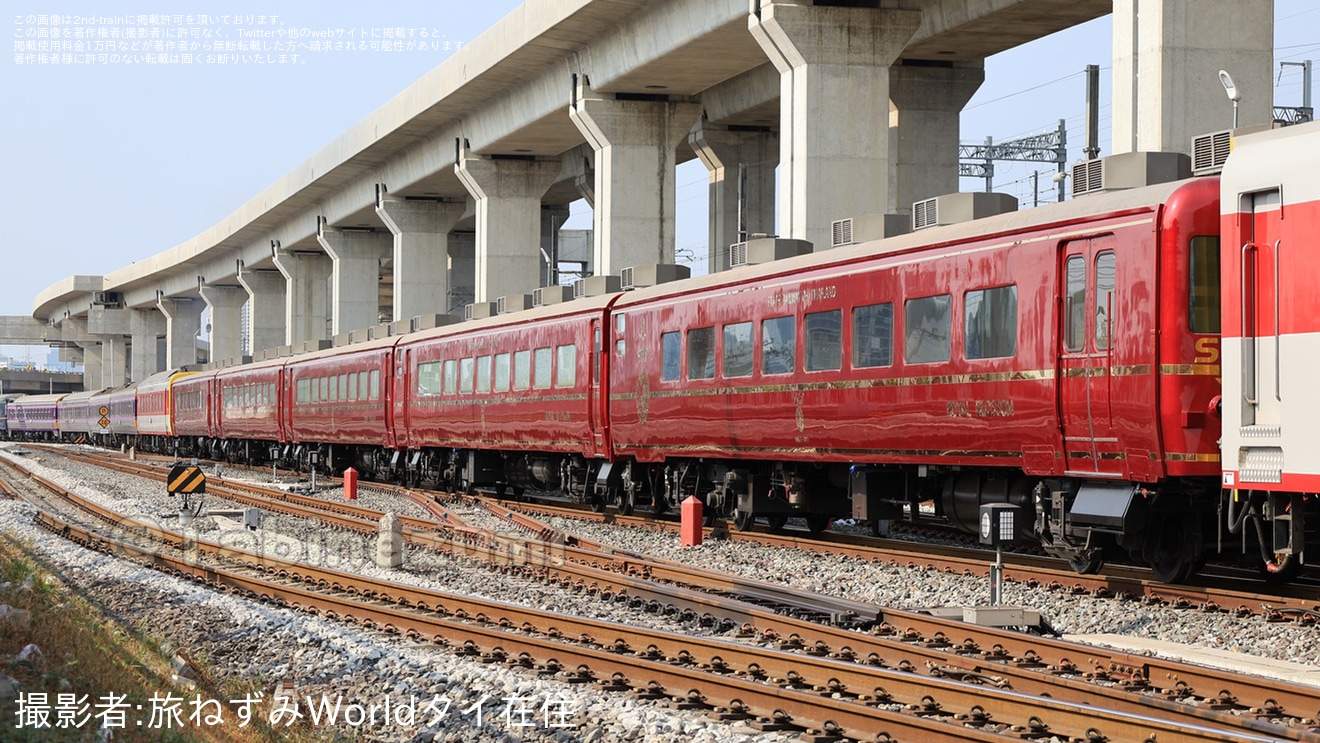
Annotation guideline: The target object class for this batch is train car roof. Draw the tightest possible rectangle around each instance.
[396,292,616,346]
[136,368,195,393]
[613,177,1200,310]
[10,393,69,406]
[62,388,111,403]
[1220,120,1320,206]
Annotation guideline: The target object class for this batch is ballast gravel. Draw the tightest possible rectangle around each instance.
[5,443,1320,742]
[0,445,799,743]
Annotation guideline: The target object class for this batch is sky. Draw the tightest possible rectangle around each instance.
[2,1,1318,361]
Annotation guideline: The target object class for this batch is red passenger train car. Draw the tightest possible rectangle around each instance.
[35,121,1316,584]
[286,340,394,469]
[392,295,613,495]
[605,178,1222,581]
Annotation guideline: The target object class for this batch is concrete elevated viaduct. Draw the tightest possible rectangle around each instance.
[27,0,1274,388]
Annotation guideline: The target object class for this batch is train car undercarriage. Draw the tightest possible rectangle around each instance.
[115,433,1316,584]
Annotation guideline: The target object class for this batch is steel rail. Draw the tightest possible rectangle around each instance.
[29,506,1305,743]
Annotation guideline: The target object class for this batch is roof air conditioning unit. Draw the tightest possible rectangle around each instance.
[728,242,747,269]
[831,219,853,247]
[912,192,1018,231]
[621,264,690,290]
[1071,151,1191,197]
[1190,124,1273,176]
[729,238,813,268]
[572,275,622,299]
[409,314,460,332]
[833,214,908,246]
[1191,130,1233,175]
[496,294,533,314]
[532,285,573,306]
[464,302,497,320]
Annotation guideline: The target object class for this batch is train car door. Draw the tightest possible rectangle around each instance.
[1236,189,1283,436]
[393,347,411,451]
[1058,239,1120,475]
[587,319,607,456]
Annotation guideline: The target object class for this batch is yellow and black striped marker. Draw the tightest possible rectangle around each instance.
[168,464,206,495]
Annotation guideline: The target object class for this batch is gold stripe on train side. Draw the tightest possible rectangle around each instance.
[615,443,1022,459]
[1165,452,1220,463]
[613,368,1054,402]
[1159,364,1221,377]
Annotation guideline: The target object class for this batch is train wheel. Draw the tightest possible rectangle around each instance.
[805,514,831,533]
[615,489,635,517]
[767,515,789,531]
[733,508,754,531]
[1068,550,1103,574]
[1146,513,1201,584]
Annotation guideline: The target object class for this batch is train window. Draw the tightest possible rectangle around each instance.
[319,377,329,403]
[460,358,475,394]
[852,303,894,368]
[615,313,626,333]
[298,380,309,404]
[331,376,340,403]
[359,371,369,400]
[904,295,952,364]
[338,375,348,402]
[348,373,358,401]
[1189,237,1220,334]
[964,286,1018,360]
[494,353,510,392]
[514,350,531,390]
[1065,255,1086,352]
[723,322,754,378]
[761,316,796,375]
[661,332,681,381]
[417,362,442,397]
[443,360,457,394]
[369,369,380,400]
[687,327,716,380]
[534,348,553,390]
[477,356,492,393]
[805,310,843,372]
[557,345,577,388]
[1095,252,1115,351]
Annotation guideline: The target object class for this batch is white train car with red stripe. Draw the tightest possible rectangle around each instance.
[1219,119,1320,576]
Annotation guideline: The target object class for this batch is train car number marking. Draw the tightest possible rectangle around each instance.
[948,400,1014,418]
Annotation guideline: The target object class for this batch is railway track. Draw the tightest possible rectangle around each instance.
[14,446,1320,739]
[5,451,1319,742]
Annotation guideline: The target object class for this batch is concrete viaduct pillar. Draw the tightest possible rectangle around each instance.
[237,260,286,356]
[689,120,778,273]
[375,192,466,322]
[156,296,202,369]
[540,204,570,286]
[100,336,127,388]
[63,318,100,390]
[455,149,559,303]
[272,246,332,346]
[750,2,921,250]
[316,219,391,337]
[130,309,165,381]
[448,231,476,313]
[570,79,700,276]
[1113,0,1273,156]
[199,284,246,363]
[888,61,985,216]
[1108,0,1272,155]
[79,341,103,390]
